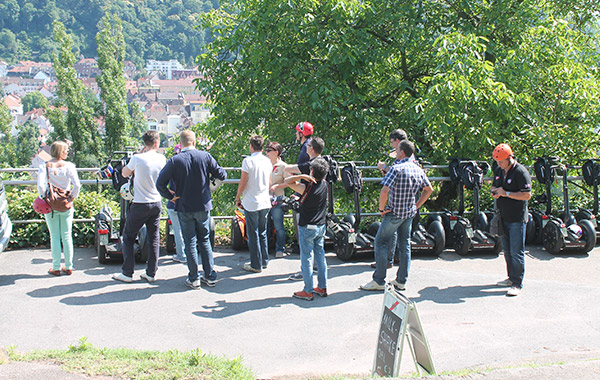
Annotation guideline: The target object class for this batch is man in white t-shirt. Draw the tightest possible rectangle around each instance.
[113,131,167,283]
[235,135,272,272]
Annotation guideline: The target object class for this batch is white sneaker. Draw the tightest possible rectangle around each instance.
[391,280,405,291]
[360,280,385,291]
[185,279,201,289]
[140,273,156,283]
[497,279,513,287]
[112,273,133,283]
[275,251,285,258]
[506,286,521,296]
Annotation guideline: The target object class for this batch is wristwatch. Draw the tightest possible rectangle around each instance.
[379,209,385,213]
[506,191,511,197]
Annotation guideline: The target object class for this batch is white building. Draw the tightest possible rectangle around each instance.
[0,61,7,78]
[145,60,184,80]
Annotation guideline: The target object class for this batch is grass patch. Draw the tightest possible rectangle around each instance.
[7,337,254,380]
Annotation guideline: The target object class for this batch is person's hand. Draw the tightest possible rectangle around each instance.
[235,198,243,209]
[170,196,180,204]
[270,184,279,193]
[379,208,391,216]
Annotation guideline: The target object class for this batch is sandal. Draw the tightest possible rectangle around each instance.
[48,269,61,276]
[61,267,73,275]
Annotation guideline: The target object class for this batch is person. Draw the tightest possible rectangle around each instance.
[37,141,80,276]
[266,141,289,258]
[284,136,325,281]
[295,121,314,168]
[235,135,272,273]
[361,140,433,291]
[112,131,166,283]
[283,157,330,301]
[166,144,186,264]
[156,130,227,289]
[491,143,532,297]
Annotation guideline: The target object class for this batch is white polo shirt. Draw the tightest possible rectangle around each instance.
[241,152,272,212]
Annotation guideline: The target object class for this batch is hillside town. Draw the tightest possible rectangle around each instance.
[0,58,210,144]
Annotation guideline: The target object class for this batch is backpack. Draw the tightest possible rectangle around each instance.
[340,163,362,194]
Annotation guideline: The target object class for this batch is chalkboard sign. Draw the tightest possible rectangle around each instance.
[373,285,435,377]
[373,287,408,377]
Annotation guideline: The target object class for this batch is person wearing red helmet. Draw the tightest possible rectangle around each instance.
[295,121,314,167]
[491,143,532,297]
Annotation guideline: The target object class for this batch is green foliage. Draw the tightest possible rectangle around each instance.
[14,121,40,167]
[198,0,600,209]
[0,0,218,66]
[6,187,119,248]
[21,91,48,113]
[97,14,132,154]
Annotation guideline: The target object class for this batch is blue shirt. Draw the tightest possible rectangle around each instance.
[381,158,431,219]
[156,148,226,213]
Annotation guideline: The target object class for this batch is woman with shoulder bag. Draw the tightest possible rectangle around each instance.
[37,141,81,276]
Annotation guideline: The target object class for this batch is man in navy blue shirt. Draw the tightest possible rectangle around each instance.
[156,130,227,289]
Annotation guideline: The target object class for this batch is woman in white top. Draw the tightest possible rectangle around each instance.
[37,141,81,276]
[266,142,289,258]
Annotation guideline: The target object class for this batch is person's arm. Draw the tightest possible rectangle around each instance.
[416,185,433,209]
[37,164,47,197]
[68,163,81,200]
[122,165,133,178]
[235,171,249,208]
[492,187,531,201]
[378,186,391,215]
[285,164,300,175]
[284,174,312,194]
[155,161,174,200]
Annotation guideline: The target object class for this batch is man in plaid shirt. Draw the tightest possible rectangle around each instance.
[361,140,433,291]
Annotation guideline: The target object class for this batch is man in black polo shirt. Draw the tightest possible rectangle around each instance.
[491,143,532,297]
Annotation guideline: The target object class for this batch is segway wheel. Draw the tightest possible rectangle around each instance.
[166,219,175,254]
[231,218,245,251]
[531,211,544,245]
[453,222,471,256]
[426,220,445,256]
[491,236,502,255]
[525,213,536,245]
[335,224,355,261]
[97,241,109,264]
[368,222,381,237]
[136,227,149,263]
[578,219,596,253]
[542,221,563,254]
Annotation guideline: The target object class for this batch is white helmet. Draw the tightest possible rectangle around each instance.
[119,182,134,201]
[567,224,583,239]
[209,177,223,192]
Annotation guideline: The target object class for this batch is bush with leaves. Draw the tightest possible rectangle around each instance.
[6,188,119,249]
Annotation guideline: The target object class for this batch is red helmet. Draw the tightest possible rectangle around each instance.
[33,197,52,214]
[295,121,314,136]
[493,143,513,160]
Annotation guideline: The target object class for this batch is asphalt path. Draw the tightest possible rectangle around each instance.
[1,243,599,379]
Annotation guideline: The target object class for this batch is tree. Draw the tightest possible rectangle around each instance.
[52,21,101,167]
[96,14,131,154]
[0,102,16,167]
[14,121,39,166]
[129,100,147,143]
[21,91,48,113]
[198,0,600,172]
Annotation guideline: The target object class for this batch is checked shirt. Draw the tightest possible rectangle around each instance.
[381,157,431,219]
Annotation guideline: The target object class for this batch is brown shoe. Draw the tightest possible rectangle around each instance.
[370,262,392,269]
[61,267,73,275]
[48,269,61,276]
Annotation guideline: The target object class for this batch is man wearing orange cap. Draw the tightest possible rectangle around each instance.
[491,143,532,296]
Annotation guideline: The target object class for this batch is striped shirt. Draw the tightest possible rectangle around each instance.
[381,158,431,219]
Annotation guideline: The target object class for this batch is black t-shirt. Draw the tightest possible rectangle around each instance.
[493,162,532,223]
[298,179,328,226]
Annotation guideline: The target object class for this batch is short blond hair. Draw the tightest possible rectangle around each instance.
[180,130,196,147]
[50,141,69,159]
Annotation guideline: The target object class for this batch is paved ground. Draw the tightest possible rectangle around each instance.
[0,244,599,379]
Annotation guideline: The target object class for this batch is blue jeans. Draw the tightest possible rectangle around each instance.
[269,204,286,253]
[245,208,270,270]
[501,221,526,288]
[167,208,186,262]
[373,214,412,285]
[44,208,74,270]
[178,211,216,282]
[298,224,327,293]
[122,202,162,278]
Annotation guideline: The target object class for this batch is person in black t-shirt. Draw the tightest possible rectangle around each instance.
[491,143,532,297]
[283,157,329,301]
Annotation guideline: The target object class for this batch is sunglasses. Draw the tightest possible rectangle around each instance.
[265,148,275,152]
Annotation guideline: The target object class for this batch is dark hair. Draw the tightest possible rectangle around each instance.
[310,157,329,181]
[398,140,415,158]
[389,129,407,141]
[266,141,283,156]
[143,130,160,147]
[250,135,264,151]
[309,136,325,155]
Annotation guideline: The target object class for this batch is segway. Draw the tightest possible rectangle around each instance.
[410,158,445,255]
[534,157,596,254]
[95,150,149,264]
[448,159,502,255]
[575,159,600,242]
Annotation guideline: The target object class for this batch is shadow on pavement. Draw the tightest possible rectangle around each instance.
[411,284,506,304]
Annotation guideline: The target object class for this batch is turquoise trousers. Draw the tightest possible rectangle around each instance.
[44,208,74,270]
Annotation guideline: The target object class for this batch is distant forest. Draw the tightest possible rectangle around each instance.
[0,0,219,67]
